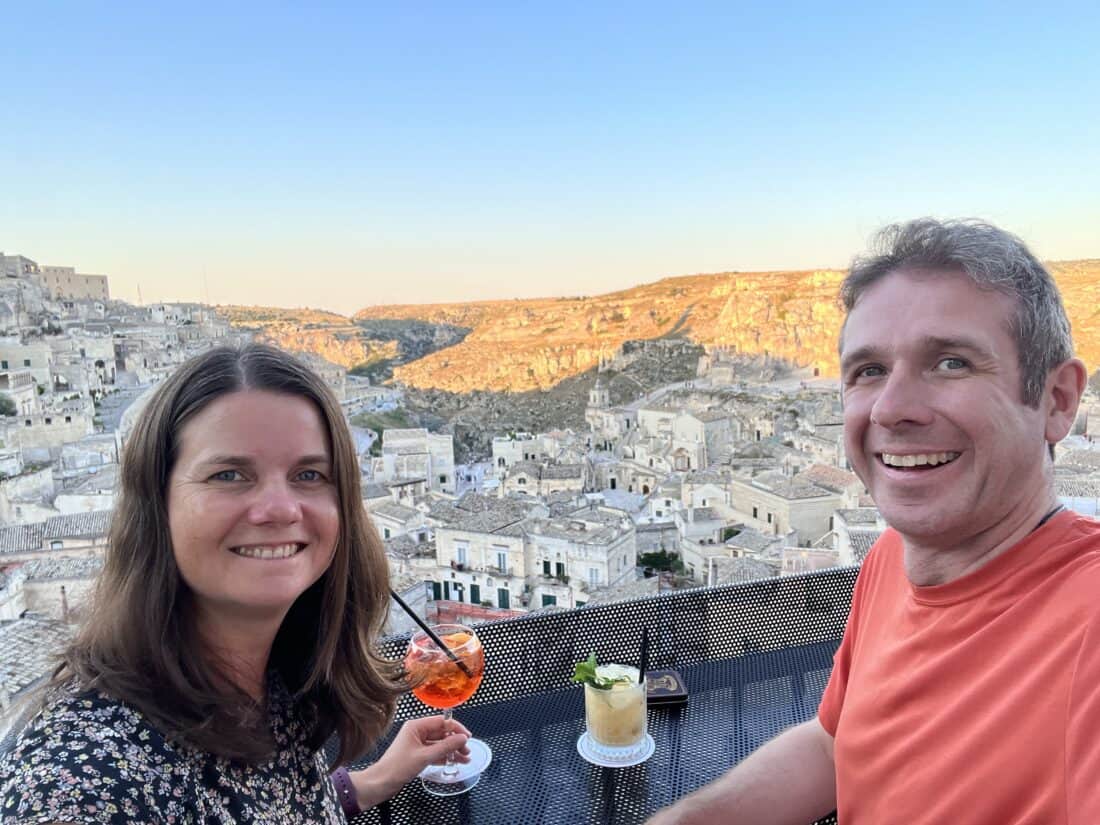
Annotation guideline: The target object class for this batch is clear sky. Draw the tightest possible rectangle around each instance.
[2,2,1097,314]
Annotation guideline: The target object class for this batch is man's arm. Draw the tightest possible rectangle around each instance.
[646,718,836,825]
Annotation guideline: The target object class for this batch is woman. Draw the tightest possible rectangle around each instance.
[0,343,468,823]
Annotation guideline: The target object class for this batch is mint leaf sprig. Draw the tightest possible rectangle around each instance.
[573,652,615,690]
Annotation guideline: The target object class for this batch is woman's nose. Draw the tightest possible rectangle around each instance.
[247,480,303,524]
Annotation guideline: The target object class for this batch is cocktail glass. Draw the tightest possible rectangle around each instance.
[403,623,492,796]
[582,664,650,764]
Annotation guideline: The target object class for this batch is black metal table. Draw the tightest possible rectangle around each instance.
[350,568,856,825]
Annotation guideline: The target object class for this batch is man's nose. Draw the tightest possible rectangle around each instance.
[248,479,303,523]
[869,369,934,428]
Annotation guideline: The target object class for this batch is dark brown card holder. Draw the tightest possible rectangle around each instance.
[645,669,688,705]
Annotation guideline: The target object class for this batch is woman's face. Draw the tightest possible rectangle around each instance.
[166,389,340,628]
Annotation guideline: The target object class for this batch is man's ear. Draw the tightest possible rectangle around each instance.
[1044,357,1088,444]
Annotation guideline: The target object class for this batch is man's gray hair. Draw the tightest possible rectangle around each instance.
[840,218,1073,408]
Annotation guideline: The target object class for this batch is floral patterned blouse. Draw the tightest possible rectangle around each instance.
[0,677,346,824]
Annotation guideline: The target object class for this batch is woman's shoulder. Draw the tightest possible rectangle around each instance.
[0,682,190,824]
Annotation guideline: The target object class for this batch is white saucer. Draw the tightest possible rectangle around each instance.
[576,732,655,768]
[418,737,493,783]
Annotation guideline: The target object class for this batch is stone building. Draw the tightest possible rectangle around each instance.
[727,471,841,546]
[373,428,456,495]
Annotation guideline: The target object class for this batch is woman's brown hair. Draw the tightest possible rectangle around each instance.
[50,343,403,765]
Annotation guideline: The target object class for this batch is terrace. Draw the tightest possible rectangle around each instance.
[346,566,856,824]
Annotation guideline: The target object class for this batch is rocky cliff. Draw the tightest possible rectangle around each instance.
[220,259,1100,393]
[353,260,1100,392]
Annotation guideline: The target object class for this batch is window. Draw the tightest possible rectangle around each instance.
[24,420,31,427]
[64,416,71,423]
[470,584,481,604]
[588,567,599,587]
[665,499,671,507]
[383,527,391,539]
[50,540,63,550]
[44,417,51,425]
[555,561,565,578]
[439,474,447,485]
[767,513,773,524]
[752,506,758,519]
[431,582,442,600]
[576,601,586,608]
[496,550,508,573]
[23,359,30,367]
[0,360,6,369]
[541,594,557,607]
[457,545,468,566]
[655,509,662,517]
[497,588,510,609]
[542,560,551,575]
[517,477,526,485]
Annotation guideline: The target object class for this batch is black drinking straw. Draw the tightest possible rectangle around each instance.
[638,626,650,684]
[389,589,475,678]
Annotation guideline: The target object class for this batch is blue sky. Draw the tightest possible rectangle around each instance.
[2,2,1097,313]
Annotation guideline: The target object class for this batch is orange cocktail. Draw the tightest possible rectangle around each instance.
[405,628,485,709]
[403,624,491,796]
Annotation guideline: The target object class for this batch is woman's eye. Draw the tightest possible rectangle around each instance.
[210,469,242,482]
[297,469,325,482]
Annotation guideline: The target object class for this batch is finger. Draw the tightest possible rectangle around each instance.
[422,733,470,765]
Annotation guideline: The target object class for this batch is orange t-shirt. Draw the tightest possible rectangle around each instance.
[819,511,1100,824]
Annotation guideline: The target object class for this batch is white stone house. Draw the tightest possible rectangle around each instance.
[375,428,456,495]
[727,471,842,546]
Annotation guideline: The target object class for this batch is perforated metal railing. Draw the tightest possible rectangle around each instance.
[347,566,858,825]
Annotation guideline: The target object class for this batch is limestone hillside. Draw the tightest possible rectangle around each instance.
[350,260,1100,392]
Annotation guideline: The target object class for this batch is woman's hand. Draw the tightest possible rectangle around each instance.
[348,716,472,809]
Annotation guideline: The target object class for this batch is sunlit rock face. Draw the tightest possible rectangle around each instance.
[223,260,1100,393]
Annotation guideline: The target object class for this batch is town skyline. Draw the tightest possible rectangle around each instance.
[4,3,1098,313]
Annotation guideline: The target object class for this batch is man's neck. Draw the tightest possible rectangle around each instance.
[901,490,1061,587]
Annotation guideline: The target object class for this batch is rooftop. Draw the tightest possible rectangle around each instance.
[372,502,420,522]
[20,555,103,580]
[0,616,73,700]
[848,530,884,562]
[42,510,112,540]
[0,524,45,556]
[835,508,879,525]
[794,464,862,494]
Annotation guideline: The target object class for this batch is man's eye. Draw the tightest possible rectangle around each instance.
[935,357,968,371]
[855,365,885,380]
[210,469,242,482]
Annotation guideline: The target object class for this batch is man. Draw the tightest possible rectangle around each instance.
[649,219,1098,824]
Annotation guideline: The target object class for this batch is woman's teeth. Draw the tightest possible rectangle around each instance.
[230,544,303,559]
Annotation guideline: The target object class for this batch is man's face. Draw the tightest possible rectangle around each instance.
[840,268,1050,544]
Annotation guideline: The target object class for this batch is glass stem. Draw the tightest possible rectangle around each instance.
[442,707,458,777]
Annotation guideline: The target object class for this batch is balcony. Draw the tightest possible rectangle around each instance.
[350,566,855,824]
[449,560,467,571]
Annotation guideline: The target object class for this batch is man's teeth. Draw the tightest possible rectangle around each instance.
[881,452,960,468]
[231,544,303,559]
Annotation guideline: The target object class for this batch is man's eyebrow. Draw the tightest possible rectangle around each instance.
[839,345,879,374]
[919,335,996,359]
[840,336,996,374]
